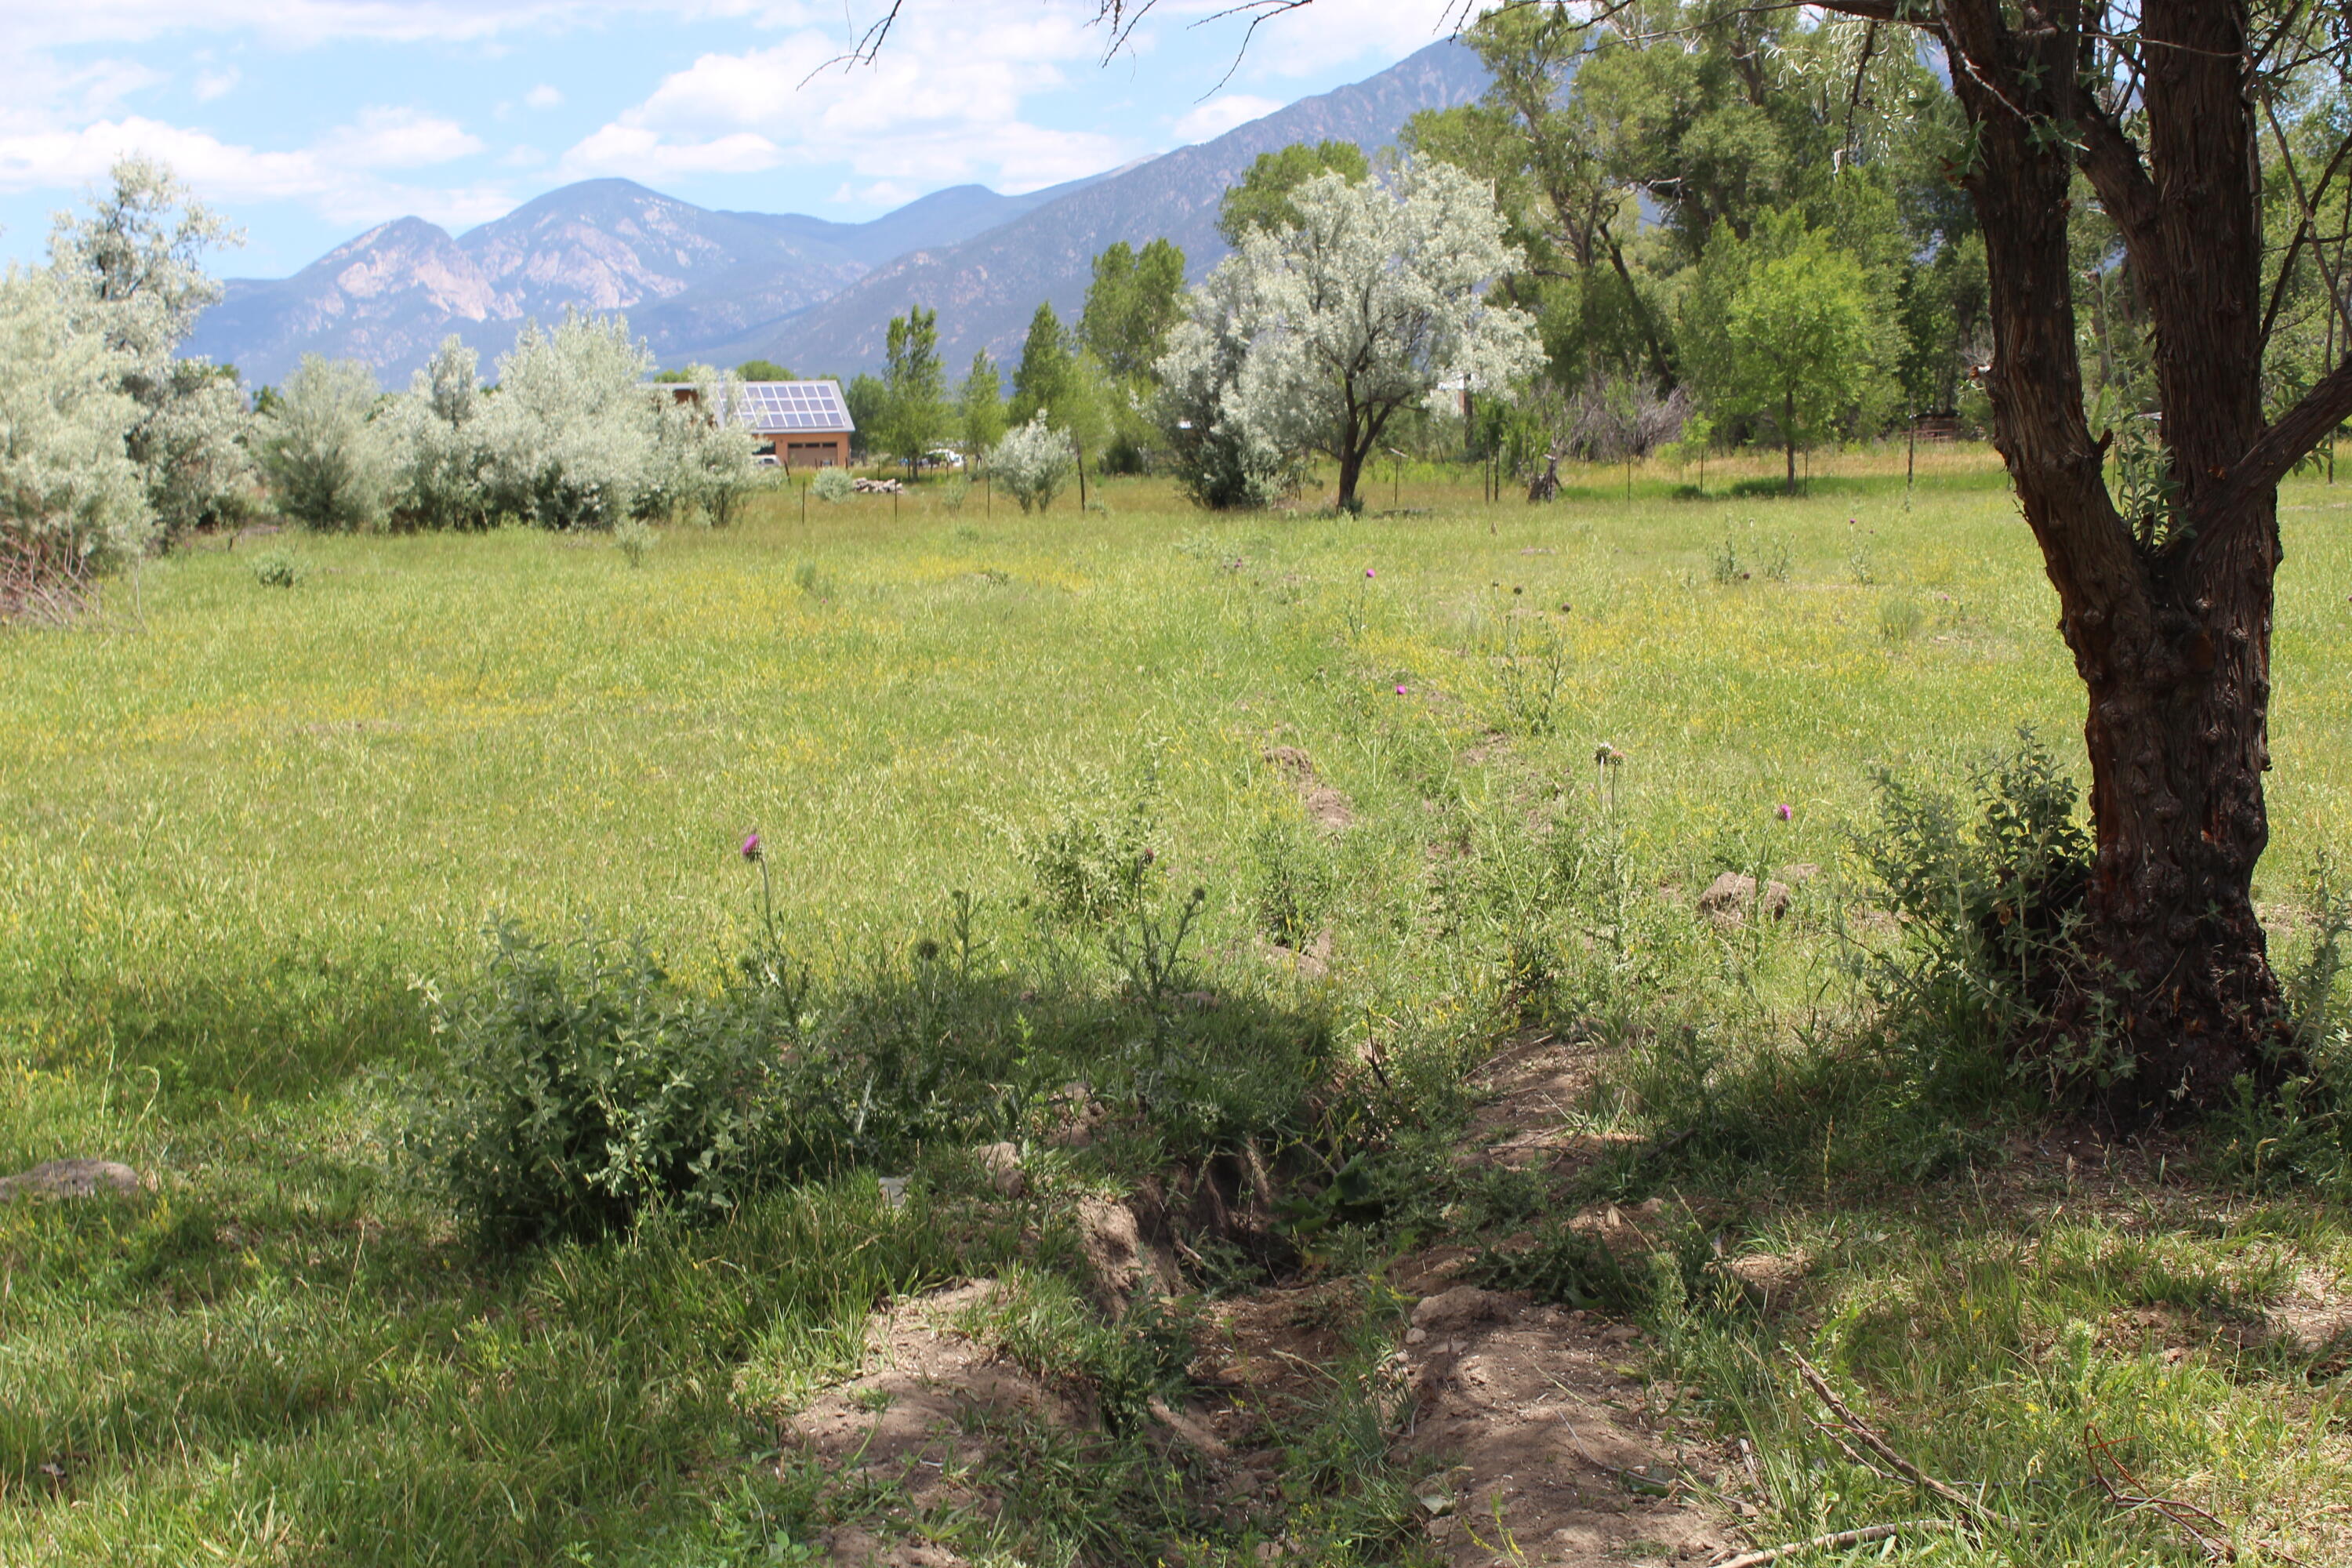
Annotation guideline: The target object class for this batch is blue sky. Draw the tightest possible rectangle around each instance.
[0,0,1457,278]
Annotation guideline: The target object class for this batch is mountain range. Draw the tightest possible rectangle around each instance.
[184,40,1490,387]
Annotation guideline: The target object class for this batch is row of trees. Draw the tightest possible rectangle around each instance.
[838,236,1190,492]
[260,321,760,534]
[0,157,777,616]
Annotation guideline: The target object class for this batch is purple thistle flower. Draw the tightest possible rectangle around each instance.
[741,832,763,862]
[1775,803,1793,822]
[1395,684,1406,695]
[1365,568,1377,578]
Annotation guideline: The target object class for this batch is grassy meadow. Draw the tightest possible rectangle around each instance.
[3,445,2351,1565]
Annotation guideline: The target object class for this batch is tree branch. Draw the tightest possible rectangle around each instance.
[2077,107,2164,276]
[2195,352,2352,531]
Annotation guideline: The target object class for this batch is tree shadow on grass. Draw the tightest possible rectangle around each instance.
[0,934,1370,1566]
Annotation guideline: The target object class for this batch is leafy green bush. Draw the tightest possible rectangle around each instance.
[402,923,793,1242]
[251,550,302,588]
[810,466,855,504]
[2215,858,2352,1195]
[1854,730,2095,1089]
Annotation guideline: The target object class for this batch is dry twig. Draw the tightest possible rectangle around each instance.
[1789,1352,2011,1528]
[1712,1519,1956,1568]
[2082,1424,2264,1564]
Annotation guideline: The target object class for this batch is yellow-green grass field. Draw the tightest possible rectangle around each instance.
[2,448,2350,1566]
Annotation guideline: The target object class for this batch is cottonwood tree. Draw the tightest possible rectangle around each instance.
[1216,141,1370,245]
[1081,239,1188,469]
[1689,220,1893,492]
[878,306,947,479]
[1080,239,1188,382]
[1744,0,2352,1111]
[957,351,1006,472]
[1174,160,1541,510]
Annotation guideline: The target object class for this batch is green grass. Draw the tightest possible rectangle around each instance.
[3,448,2350,1563]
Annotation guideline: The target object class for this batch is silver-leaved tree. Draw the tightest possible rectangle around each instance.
[1160,160,1541,510]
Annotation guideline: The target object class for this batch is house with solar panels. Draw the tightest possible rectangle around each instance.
[734,381,856,469]
[664,379,856,470]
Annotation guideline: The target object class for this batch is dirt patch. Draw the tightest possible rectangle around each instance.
[1400,1287,1734,1566]
[1459,1033,1634,1178]
[784,1281,1069,1565]
[2263,1265,2352,1364]
[1262,745,1355,830]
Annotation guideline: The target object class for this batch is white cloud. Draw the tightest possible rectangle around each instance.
[524,83,563,110]
[558,6,1132,194]
[1171,93,1277,143]
[318,107,484,169]
[0,111,509,229]
[836,179,918,206]
[3,1,714,50]
[194,67,241,101]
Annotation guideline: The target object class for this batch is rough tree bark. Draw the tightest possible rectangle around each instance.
[1820,0,2352,1111]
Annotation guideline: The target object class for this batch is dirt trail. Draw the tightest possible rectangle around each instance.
[1381,1034,1739,1566]
[792,1029,1744,1566]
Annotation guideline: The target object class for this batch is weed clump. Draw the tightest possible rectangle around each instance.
[1856,730,2097,1092]
[2215,856,2352,1195]
[250,550,303,587]
[402,922,797,1243]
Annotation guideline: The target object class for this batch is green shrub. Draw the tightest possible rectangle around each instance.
[251,550,302,588]
[1022,788,1159,926]
[1854,731,2096,1089]
[2215,857,2352,1195]
[402,923,793,1242]
[810,466,855,503]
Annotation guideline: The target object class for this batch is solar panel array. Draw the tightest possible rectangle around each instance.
[732,381,854,434]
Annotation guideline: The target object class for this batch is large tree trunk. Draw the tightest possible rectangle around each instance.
[1926,0,2297,1111]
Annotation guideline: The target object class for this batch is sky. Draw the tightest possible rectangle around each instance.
[0,0,1460,278]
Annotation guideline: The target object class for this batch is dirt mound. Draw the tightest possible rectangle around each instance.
[1262,745,1355,830]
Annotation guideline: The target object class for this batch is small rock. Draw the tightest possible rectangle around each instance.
[1599,1323,1641,1345]
[0,1159,141,1202]
[1411,1287,1513,1333]
[1405,1326,1429,1345]
[877,1175,912,1209]
[1077,1196,1178,1308]
[1778,862,1821,885]
[972,1142,1025,1198]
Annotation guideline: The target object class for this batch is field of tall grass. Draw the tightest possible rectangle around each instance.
[3,445,2349,1565]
